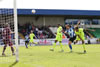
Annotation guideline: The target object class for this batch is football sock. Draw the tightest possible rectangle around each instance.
[53,43,56,49]
[60,43,63,50]
[30,43,31,46]
[83,44,86,50]
[2,46,6,53]
[11,47,14,53]
[25,43,28,48]
[69,44,72,51]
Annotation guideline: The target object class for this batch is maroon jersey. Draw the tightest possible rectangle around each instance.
[2,27,11,40]
[2,27,13,46]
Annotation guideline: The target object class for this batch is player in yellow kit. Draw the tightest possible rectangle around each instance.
[50,24,64,52]
[74,27,86,53]
[29,30,37,46]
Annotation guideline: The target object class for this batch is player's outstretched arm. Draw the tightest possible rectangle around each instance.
[84,29,95,32]
[34,35,37,39]
[11,31,15,34]
[76,20,81,27]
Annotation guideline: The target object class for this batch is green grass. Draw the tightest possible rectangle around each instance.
[0,45,100,67]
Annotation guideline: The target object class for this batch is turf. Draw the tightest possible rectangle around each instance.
[0,45,100,67]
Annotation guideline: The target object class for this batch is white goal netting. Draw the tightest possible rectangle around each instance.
[0,0,19,62]
[0,9,15,44]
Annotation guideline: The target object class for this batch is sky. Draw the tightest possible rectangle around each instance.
[0,0,100,10]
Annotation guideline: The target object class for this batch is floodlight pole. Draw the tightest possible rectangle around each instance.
[14,0,19,62]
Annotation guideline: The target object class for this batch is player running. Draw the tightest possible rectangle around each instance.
[25,34,29,48]
[64,24,76,52]
[50,24,64,52]
[29,30,37,46]
[74,26,86,53]
[74,25,95,53]
[64,21,80,52]
[2,23,15,56]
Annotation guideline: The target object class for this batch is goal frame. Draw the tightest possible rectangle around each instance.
[14,0,19,62]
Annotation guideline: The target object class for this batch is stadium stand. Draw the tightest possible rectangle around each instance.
[18,23,92,39]
[88,28,100,38]
[19,32,25,39]
[18,23,55,39]
[84,30,94,38]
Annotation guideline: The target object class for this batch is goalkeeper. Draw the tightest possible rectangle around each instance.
[2,23,15,56]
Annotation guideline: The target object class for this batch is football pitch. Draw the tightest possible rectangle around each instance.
[0,45,100,67]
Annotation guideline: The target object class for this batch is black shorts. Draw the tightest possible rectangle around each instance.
[25,41,29,43]
[69,36,76,42]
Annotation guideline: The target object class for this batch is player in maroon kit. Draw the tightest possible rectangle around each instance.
[2,23,15,56]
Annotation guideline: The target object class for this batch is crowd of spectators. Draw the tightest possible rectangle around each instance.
[18,23,55,39]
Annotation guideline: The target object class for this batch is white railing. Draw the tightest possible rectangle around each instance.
[80,25,100,28]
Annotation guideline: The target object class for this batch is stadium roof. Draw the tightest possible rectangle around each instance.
[1,9,100,16]
[17,9,100,16]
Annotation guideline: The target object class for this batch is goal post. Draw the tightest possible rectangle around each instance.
[14,0,19,62]
[0,0,19,62]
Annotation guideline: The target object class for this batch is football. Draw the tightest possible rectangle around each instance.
[32,9,36,14]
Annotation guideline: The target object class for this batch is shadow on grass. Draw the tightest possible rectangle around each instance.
[65,51,74,54]
[0,55,10,57]
[9,61,18,67]
[75,52,86,54]
[58,51,64,53]
[65,51,86,55]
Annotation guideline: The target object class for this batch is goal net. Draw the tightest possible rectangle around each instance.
[0,0,19,62]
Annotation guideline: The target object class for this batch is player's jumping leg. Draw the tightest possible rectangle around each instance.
[29,42,32,46]
[59,41,64,52]
[10,42,15,55]
[74,40,78,44]
[32,42,38,45]
[82,40,86,53]
[25,42,28,48]
[2,40,7,56]
[11,46,15,55]
[53,40,58,49]
[50,40,58,51]
[29,39,38,46]
[2,45,7,56]
[29,40,32,46]
[68,41,72,52]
